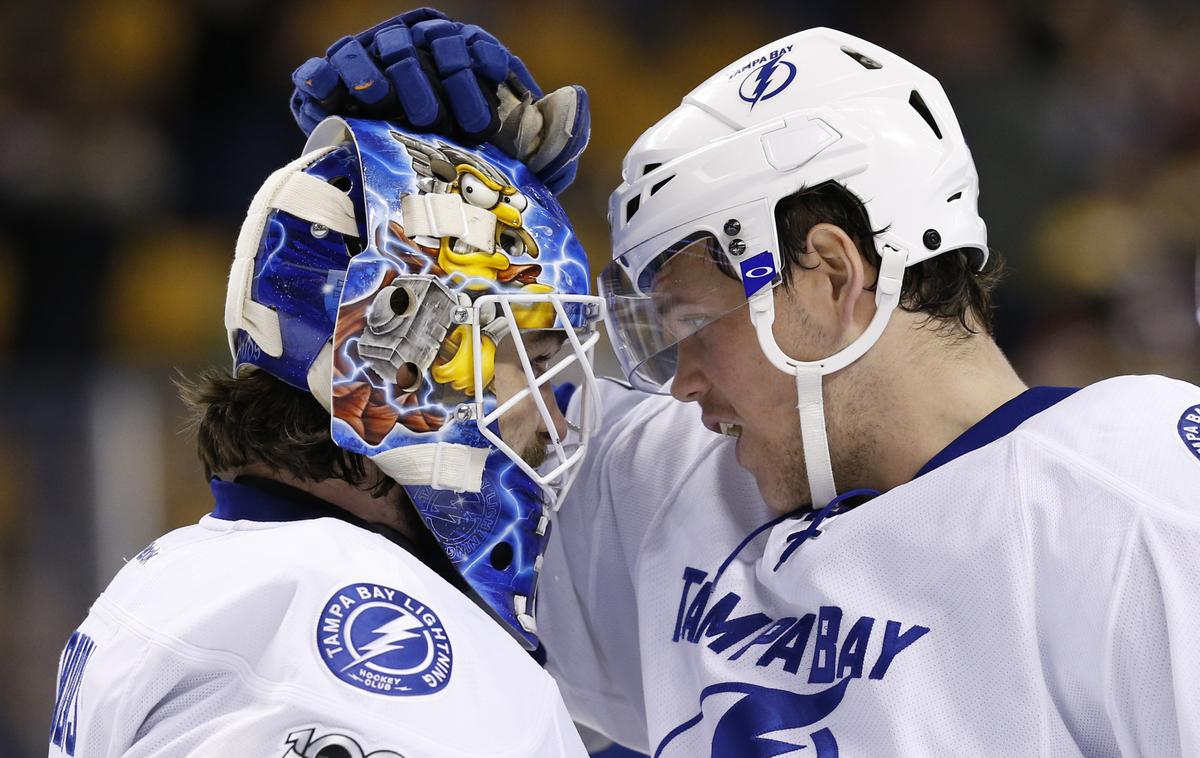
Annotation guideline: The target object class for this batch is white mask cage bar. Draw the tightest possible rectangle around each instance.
[467,293,605,512]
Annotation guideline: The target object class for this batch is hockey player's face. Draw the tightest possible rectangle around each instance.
[491,331,570,468]
[660,255,843,510]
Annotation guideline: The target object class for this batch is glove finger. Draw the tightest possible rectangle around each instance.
[442,68,499,140]
[429,33,471,77]
[385,56,446,130]
[290,91,324,135]
[429,33,498,137]
[468,39,509,83]
[409,17,459,47]
[458,24,511,82]
[353,8,448,46]
[373,24,415,67]
[398,8,451,28]
[329,38,390,106]
[325,34,355,57]
[460,23,501,47]
[292,57,341,100]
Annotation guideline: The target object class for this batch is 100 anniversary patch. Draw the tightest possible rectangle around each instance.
[317,583,452,696]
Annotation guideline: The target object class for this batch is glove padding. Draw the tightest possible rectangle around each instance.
[290,8,589,194]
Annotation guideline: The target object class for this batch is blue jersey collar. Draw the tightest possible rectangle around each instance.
[209,476,356,524]
[207,476,471,595]
[915,386,1078,479]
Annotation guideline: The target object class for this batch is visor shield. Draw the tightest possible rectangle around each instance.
[600,232,782,392]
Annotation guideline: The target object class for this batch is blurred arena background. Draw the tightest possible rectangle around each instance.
[1,0,1198,752]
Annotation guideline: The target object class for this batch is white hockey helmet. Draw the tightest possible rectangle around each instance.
[600,28,987,507]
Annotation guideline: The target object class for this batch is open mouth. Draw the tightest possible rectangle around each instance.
[498,228,529,258]
[718,423,743,438]
[447,236,481,254]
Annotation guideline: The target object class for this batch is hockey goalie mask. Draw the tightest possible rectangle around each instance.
[225,117,604,649]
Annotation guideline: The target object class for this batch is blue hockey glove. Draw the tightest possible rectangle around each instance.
[290,8,589,194]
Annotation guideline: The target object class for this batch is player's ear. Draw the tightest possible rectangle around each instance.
[805,223,867,331]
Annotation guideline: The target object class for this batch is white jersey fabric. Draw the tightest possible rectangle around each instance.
[540,375,1200,757]
[49,479,586,758]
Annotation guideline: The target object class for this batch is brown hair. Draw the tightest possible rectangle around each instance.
[176,367,395,496]
[774,181,1005,337]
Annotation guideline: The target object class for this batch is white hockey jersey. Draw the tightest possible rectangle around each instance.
[540,375,1200,757]
[49,478,586,758]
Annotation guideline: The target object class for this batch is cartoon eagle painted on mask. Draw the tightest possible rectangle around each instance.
[389,131,541,287]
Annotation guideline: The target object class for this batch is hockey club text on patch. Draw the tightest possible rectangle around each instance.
[317,583,452,696]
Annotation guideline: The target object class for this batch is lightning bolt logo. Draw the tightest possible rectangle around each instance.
[654,678,849,758]
[318,584,453,697]
[738,58,798,109]
[342,612,424,671]
[423,494,472,525]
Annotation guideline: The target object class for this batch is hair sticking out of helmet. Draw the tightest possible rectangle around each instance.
[601,28,987,509]
[226,117,605,649]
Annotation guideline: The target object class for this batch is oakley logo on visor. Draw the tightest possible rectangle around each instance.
[739,251,778,297]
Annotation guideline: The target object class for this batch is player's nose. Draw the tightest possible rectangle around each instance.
[670,335,709,404]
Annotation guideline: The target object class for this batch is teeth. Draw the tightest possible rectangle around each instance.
[451,238,478,254]
[719,423,742,438]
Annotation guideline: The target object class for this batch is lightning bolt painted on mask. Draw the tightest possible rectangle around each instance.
[341,613,424,671]
[425,494,471,525]
[749,60,780,109]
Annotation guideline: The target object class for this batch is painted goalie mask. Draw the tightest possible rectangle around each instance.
[225,117,604,649]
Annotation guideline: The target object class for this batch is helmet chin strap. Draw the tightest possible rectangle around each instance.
[747,244,907,508]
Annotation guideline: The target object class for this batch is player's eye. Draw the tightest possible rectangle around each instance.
[460,173,499,209]
[503,192,529,212]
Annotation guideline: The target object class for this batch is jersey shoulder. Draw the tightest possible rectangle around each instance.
[67,515,581,756]
[1013,375,1200,520]
[570,377,764,555]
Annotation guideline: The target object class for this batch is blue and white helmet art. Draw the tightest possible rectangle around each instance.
[224,117,604,649]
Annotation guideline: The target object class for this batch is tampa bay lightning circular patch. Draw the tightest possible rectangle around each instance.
[1178,404,1200,463]
[316,583,452,696]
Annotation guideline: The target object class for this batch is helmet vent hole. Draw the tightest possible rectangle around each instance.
[328,176,353,192]
[490,542,514,571]
[649,175,675,196]
[625,195,642,222]
[841,47,882,70]
[947,191,963,202]
[641,162,662,176]
[908,90,943,139]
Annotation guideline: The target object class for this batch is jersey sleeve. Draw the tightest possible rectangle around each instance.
[1104,510,1200,756]
[1014,382,1200,758]
[538,379,660,751]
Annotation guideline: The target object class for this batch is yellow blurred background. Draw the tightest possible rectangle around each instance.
[1,0,1198,751]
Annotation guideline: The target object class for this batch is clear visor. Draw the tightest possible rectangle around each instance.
[599,232,781,392]
[470,293,605,511]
